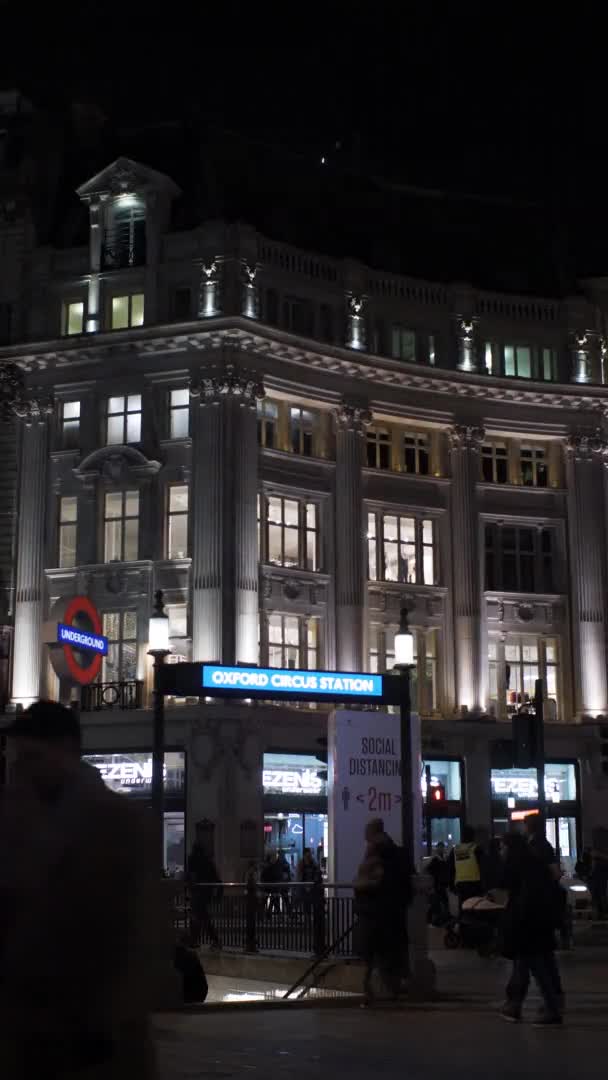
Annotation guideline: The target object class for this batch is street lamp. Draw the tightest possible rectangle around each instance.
[148,589,170,873]
[394,607,415,869]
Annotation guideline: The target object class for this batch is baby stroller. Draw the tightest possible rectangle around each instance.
[444,894,506,956]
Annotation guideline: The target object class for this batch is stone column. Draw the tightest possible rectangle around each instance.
[334,403,371,671]
[455,317,478,373]
[86,198,102,332]
[233,372,264,664]
[566,433,608,718]
[447,425,485,714]
[11,393,53,706]
[189,375,226,663]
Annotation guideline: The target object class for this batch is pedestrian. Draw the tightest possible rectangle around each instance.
[261,851,284,916]
[500,832,564,1026]
[525,814,570,951]
[427,841,450,925]
[448,825,485,908]
[354,818,413,1007]
[297,847,320,915]
[0,700,175,1077]
[187,824,223,949]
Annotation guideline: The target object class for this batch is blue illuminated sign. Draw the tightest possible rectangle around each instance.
[57,623,108,656]
[201,664,384,701]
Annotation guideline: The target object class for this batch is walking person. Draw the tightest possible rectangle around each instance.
[500,832,564,1026]
[297,846,320,915]
[354,818,413,1007]
[0,700,175,1077]
[187,824,223,949]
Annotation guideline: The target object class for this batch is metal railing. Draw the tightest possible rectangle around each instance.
[171,882,357,958]
[81,679,144,711]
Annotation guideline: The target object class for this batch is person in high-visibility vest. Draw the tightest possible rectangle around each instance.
[449,825,485,906]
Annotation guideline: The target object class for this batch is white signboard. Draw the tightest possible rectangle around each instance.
[328,709,421,885]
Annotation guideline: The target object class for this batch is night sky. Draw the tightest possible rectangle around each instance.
[1,5,605,281]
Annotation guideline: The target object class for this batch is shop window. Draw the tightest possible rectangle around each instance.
[488,635,560,720]
[106,394,141,445]
[484,523,555,593]
[102,610,137,681]
[111,293,144,330]
[290,406,315,456]
[481,442,508,483]
[369,625,437,713]
[104,490,139,562]
[366,428,391,469]
[521,445,548,487]
[263,613,319,669]
[62,300,84,336]
[367,511,436,585]
[168,388,190,439]
[490,763,576,803]
[257,399,278,448]
[263,753,328,797]
[58,495,77,568]
[258,494,319,570]
[391,325,416,362]
[403,432,429,475]
[166,485,188,559]
[60,400,80,450]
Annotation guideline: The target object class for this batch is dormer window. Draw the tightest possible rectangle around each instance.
[101,194,146,270]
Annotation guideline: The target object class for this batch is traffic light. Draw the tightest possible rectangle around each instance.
[431,782,446,805]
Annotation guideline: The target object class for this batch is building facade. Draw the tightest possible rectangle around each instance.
[1,149,608,876]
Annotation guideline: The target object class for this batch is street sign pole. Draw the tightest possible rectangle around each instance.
[534,678,546,833]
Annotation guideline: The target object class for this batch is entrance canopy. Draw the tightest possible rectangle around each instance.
[160,662,402,706]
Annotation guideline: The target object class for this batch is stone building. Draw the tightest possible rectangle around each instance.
[1,116,607,874]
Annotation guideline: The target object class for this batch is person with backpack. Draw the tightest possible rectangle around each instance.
[354,818,413,1006]
[500,832,564,1026]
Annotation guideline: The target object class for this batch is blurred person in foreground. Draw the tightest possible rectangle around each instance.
[354,818,413,1007]
[500,832,564,1027]
[0,701,174,1078]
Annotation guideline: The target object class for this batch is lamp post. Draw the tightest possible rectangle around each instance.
[148,589,170,873]
[394,607,415,868]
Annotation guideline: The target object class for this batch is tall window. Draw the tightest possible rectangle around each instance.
[521,445,547,487]
[482,442,508,483]
[111,293,144,330]
[504,345,532,379]
[403,433,429,475]
[58,496,77,568]
[258,495,319,570]
[167,604,189,660]
[257,400,278,448]
[484,524,555,593]
[60,401,80,450]
[391,326,416,362]
[367,512,436,584]
[541,348,556,382]
[104,490,139,562]
[102,611,137,682]
[262,614,319,669]
[488,636,560,721]
[62,301,84,336]
[169,388,189,438]
[366,428,391,469]
[290,407,315,455]
[501,345,557,382]
[106,394,142,445]
[369,625,437,713]
[167,485,189,558]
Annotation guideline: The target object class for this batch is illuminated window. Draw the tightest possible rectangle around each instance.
[106,394,141,445]
[258,494,319,571]
[290,407,315,456]
[504,345,531,379]
[262,614,319,669]
[169,388,189,439]
[257,399,278,448]
[111,293,144,330]
[403,432,429,475]
[104,490,139,562]
[58,495,77,568]
[60,400,80,450]
[167,485,188,559]
[482,442,508,483]
[369,625,437,713]
[62,301,84,336]
[167,603,188,658]
[366,428,391,469]
[428,335,436,366]
[391,326,416,362]
[485,524,554,592]
[521,445,547,487]
[367,512,436,584]
[484,343,495,374]
[488,635,560,721]
[102,610,137,682]
[542,348,556,382]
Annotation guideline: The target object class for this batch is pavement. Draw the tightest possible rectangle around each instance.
[154,947,608,1077]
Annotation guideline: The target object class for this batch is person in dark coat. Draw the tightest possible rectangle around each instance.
[500,832,564,1026]
[187,826,223,949]
[354,818,413,1006]
[261,851,284,916]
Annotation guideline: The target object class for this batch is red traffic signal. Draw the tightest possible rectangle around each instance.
[431,782,446,803]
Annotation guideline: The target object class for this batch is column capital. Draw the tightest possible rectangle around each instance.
[565,430,607,462]
[190,364,265,408]
[335,401,372,435]
[12,390,54,425]
[447,424,485,452]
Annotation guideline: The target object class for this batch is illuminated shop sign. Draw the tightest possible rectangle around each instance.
[491,776,560,801]
[83,752,185,795]
[263,768,324,796]
[202,664,384,701]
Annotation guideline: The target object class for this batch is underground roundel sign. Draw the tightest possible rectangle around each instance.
[47,595,108,685]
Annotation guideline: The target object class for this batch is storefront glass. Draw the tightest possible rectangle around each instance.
[263,812,328,876]
[263,751,328,875]
[83,750,186,875]
[490,763,577,804]
[490,762,579,872]
[421,759,464,854]
[421,759,462,801]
